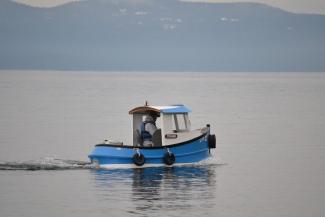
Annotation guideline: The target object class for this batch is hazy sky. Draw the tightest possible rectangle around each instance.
[13,0,325,14]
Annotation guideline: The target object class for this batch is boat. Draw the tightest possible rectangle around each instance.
[88,103,216,168]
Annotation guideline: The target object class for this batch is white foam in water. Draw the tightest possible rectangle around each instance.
[0,157,93,170]
[0,154,225,171]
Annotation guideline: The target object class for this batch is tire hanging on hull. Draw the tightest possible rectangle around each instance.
[208,134,216,149]
[163,152,175,165]
[133,153,145,166]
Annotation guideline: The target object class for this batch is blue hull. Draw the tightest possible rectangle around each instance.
[88,134,210,167]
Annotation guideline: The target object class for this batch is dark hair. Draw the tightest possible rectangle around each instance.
[148,112,159,118]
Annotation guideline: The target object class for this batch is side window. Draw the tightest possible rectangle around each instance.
[176,114,186,130]
[171,114,177,131]
[171,113,187,132]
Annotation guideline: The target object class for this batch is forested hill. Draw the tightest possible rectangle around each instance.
[1,0,325,71]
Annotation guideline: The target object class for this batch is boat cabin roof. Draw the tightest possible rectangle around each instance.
[129,105,191,115]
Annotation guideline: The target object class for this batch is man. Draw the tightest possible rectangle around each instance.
[141,114,157,147]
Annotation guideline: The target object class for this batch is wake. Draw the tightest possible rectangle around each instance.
[0,157,94,171]
[0,154,225,171]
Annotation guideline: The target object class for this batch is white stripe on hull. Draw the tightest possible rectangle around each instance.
[98,162,196,169]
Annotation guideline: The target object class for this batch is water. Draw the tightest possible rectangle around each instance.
[1,70,325,217]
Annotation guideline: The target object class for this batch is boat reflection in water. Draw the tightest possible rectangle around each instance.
[91,165,218,216]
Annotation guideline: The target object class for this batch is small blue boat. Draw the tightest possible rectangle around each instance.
[88,103,216,168]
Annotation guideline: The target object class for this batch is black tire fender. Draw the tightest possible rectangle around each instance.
[133,153,145,166]
[163,152,175,165]
[208,134,216,149]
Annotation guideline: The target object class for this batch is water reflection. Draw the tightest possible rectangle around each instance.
[91,165,217,216]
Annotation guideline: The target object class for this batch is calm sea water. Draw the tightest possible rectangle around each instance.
[1,70,325,217]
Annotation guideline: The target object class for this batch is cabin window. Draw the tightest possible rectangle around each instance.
[171,115,176,131]
[172,113,188,131]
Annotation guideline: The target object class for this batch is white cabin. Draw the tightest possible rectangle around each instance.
[129,105,207,147]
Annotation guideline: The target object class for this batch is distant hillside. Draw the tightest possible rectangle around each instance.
[1,0,325,71]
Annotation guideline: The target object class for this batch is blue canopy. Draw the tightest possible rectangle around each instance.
[129,105,191,114]
[158,105,191,113]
